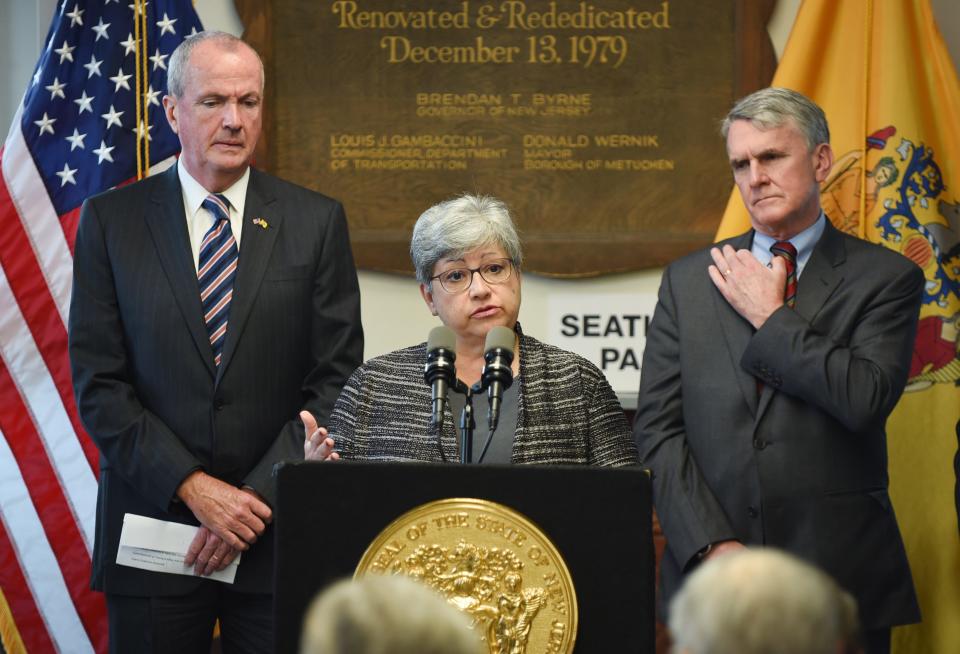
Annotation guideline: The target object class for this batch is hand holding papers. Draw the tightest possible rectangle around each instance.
[116,514,240,584]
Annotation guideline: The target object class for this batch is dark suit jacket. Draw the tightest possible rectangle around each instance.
[69,164,363,596]
[634,220,922,629]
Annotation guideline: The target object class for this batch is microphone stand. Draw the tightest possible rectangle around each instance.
[454,379,491,464]
[458,385,475,464]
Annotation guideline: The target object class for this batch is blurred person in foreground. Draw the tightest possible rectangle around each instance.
[300,575,483,654]
[303,193,636,466]
[668,548,861,654]
[633,87,921,654]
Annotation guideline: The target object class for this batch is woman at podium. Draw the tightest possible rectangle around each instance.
[304,193,637,466]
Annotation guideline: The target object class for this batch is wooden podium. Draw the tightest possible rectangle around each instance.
[274,461,654,652]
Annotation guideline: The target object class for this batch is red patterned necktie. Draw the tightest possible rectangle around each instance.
[770,241,797,308]
[198,194,238,367]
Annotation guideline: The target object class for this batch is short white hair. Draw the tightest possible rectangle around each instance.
[721,87,830,151]
[300,575,483,654]
[166,30,264,97]
[410,194,523,286]
[668,548,859,654]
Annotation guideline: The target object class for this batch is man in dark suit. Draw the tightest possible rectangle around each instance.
[68,31,363,653]
[634,88,921,654]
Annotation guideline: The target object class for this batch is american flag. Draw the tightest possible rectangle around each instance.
[0,1,202,651]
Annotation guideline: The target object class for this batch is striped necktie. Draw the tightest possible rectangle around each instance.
[198,194,238,367]
[770,241,797,308]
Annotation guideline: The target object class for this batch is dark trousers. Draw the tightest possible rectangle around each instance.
[106,584,272,654]
[863,627,891,654]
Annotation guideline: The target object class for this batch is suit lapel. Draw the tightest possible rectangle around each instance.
[217,169,282,381]
[144,165,216,379]
[713,230,761,416]
[795,219,845,323]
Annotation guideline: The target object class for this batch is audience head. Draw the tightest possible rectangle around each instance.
[300,574,483,654]
[668,548,860,654]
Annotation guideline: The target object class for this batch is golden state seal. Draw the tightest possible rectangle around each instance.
[355,498,578,654]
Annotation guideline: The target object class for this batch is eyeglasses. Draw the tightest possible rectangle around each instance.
[430,259,514,294]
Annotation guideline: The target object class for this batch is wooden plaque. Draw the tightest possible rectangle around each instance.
[238,0,774,275]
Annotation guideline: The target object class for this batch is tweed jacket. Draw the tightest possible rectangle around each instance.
[330,329,637,466]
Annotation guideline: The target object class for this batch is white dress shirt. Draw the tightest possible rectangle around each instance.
[177,163,250,272]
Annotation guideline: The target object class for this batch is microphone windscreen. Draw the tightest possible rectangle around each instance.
[484,326,515,355]
[428,325,457,352]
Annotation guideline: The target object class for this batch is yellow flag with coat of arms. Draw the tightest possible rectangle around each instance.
[714,1,960,651]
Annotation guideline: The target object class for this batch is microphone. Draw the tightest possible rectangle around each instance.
[482,326,515,432]
[424,326,457,428]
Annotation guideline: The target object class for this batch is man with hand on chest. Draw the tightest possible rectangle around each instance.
[634,87,922,654]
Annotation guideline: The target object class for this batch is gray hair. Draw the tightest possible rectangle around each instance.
[721,87,830,151]
[300,575,483,654]
[166,30,264,98]
[410,194,523,286]
[668,548,860,654]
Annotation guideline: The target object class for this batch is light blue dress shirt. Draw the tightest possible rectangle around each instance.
[750,212,826,279]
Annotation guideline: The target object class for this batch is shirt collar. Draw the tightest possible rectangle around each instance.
[177,162,250,218]
[751,211,826,278]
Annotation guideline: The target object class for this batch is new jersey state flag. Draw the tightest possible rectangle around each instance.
[715,2,960,652]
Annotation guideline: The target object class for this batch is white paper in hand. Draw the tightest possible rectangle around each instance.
[116,513,240,584]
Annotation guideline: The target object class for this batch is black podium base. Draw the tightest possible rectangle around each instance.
[275,461,654,653]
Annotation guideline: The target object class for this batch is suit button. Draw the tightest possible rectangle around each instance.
[214,398,225,410]
[748,506,759,518]
[753,438,767,450]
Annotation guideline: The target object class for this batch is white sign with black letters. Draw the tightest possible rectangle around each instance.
[547,293,659,408]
